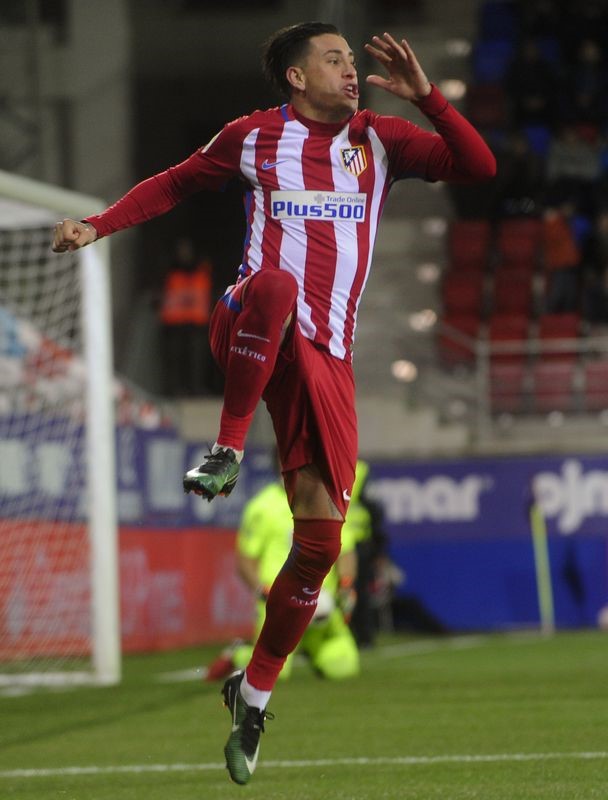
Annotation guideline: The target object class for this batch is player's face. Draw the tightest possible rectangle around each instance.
[294,34,359,122]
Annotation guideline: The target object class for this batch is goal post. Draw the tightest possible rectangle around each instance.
[0,169,120,687]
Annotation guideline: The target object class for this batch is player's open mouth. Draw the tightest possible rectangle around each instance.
[343,84,359,99]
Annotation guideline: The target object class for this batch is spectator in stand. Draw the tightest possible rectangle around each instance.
[558,0,608,60]
[519,0,563,38]
[491,130,545,218]
[559,38,608,129]
[545,123,603,215]
[159,236,212,396]
[468,3,608,335]
[506,37,559,129]
[542,204,583,313]
[582,208,608,324]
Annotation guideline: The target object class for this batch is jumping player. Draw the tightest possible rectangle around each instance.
[52,23,495,784]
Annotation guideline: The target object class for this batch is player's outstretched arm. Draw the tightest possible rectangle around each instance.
[52,219,98,253]
[365,31,496,183]
[364,32,431,102]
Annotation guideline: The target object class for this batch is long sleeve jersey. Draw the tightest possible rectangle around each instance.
[86,85,495,362]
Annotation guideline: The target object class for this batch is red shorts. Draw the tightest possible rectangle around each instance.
[209,277,358,517]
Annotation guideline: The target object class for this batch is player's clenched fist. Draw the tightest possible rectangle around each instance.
[52,219,97,252]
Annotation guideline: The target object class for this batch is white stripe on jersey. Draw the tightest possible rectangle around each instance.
[274,120,317,342]
[239,127,263,272]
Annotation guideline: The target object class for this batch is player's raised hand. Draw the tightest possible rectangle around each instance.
[364,33,431,102]
[52,219,97,253]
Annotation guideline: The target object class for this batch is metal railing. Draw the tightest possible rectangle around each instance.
[434,321,608,441]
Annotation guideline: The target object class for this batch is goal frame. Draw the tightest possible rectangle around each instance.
[0,169,120,686]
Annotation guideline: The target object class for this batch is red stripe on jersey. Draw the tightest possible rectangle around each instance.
[253,125,285,272]
[342,135,378,354]
[301,133,337,350]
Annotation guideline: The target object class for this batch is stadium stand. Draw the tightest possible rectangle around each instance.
[437,0,608,421]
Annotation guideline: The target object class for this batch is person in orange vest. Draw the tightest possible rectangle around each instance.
[542,204,582,314]
[160,237,212,396]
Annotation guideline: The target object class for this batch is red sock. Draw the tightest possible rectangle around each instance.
[218,270,297,450]
[245,518,343,691]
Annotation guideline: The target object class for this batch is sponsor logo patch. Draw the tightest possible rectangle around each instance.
[270,190,366,222]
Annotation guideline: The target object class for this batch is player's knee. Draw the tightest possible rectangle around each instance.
[247,269,298,314]
[318,536,342,573]
[311,539,341,577]
[291,534,342,583]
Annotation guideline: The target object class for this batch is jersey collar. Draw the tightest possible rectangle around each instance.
[288,104,355,135]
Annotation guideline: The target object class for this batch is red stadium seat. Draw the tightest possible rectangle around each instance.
[442,270,485,316]
[447,219,492,271]
[488,312,529,363]
[531,360,577,413]
[490,362,527,413]
[496,218,542,267]
[492,269,534,316]
[538,313,580,361]
[582,359,608,411]
[437,314,481,367]
[498,218,543,241]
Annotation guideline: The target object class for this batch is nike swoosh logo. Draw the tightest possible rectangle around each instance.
[237,328,270,343]
[245,745,260,774]
[343,489,351,501]
[302,587,320,596]
[261,159,287,170]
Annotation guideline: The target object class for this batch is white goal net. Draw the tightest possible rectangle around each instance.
[0,171,120,688]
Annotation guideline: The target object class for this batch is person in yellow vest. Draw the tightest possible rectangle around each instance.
[160,236,212,396]
[206,477,360,681]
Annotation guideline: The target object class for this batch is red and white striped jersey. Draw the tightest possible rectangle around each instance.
[206,104,391,362]
[87,86,495,362]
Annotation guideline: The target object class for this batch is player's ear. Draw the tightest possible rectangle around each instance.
[286,66,305,92]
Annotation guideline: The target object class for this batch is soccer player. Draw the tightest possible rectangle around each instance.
[52,22,495,784]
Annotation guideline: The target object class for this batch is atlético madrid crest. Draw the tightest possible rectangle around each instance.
[340,146,367,177]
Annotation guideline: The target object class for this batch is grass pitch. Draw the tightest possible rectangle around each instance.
[1,630,606,799]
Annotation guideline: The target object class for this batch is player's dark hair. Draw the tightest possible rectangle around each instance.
[262,22,340,98]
